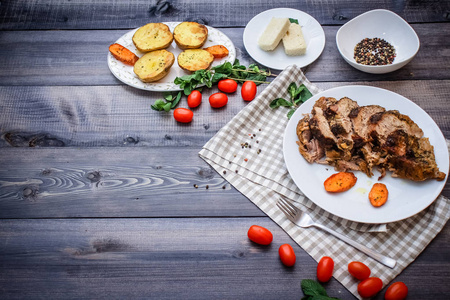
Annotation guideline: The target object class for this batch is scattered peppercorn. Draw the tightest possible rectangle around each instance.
[354,37,396,65]
[206,185,209,189]
[223,170,226,174]
[194,184,198,188]
[222,185,226,189]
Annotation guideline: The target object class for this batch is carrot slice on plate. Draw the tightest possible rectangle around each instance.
[324,172,357,193]
[109,43,139,66]
[369,183,388,207]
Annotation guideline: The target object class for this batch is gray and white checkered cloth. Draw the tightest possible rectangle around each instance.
[199,65,449,299]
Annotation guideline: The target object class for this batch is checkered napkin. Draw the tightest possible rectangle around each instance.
[199,65,449,299]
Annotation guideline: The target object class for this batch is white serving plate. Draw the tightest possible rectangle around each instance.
[283,85,448,224]
[107,22,236,91]
[243,8,325,70]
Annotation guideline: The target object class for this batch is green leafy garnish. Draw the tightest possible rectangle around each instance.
[289,18,299,24]
[301,279,342,300]
[269,82,312,118]
[174,59,273,95]
[151,91,183,111]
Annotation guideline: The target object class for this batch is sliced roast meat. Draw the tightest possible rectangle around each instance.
[296,115,325,163]
[295,97,446,182]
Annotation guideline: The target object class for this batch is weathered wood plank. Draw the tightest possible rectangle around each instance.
[1,80,449,149]
[0,0,448,30]
[0,147,265,218]
[0,24,448,86]
[0,146,448,219]
[0,218,448,299]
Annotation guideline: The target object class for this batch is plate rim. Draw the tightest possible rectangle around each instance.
[283,85,449,224]
[243,8,326,70]
[107,22,236,92]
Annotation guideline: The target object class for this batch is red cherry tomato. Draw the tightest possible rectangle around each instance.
[241,81,257,101]
[187,90,202,108]
[173,108,193,123]
[218,79,238,93]
[209,92,228,108]
[317,256,334,282]
[348,261,371,281]
[358,277,383,298]
[385,282,408,300]
[278,244,296,267]
[247,225,273,245]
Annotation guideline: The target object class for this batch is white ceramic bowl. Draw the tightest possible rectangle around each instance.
[336,9,420,74]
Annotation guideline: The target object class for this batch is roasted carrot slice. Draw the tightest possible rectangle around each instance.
[109,43,139,66]
[369,183,388,207]
[203,45,229,59]
[324,172,357,193]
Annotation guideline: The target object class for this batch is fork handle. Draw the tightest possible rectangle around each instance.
[314,223,397,269]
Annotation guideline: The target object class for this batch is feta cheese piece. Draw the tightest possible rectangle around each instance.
[257,17,291,51]
[282,23,307,56]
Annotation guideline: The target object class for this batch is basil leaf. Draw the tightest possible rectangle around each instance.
[270,98,293,108]
[170,92,182,108]
[298,85,313,101]
[211,72,228,84]
[163,102,172,112]
[151,99,165,111]
[301,279,328,297]
[289,18,299,24]
[288,82,298,99]
[164,94,173,101]
[287,108,296,119]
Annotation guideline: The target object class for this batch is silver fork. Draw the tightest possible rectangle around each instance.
[277,197,397,269]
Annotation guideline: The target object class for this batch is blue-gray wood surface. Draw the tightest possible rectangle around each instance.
[0,1,449,299]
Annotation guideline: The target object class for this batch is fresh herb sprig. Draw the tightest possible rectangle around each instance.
[151,91,183,111]
[301,279,341,300]
[174,59,273,95]
[269,82,312,119]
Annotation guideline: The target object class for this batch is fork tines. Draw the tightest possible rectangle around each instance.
[276,197,298,218]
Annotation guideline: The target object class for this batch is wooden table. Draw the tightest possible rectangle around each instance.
[1,1,449,299]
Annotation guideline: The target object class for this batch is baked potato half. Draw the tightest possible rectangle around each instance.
[133,49,175,82]
[178,49,214,72]
[132,23,173,52]
[173,22,208,49]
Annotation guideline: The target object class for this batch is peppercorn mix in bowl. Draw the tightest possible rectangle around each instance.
[336,9,420,74]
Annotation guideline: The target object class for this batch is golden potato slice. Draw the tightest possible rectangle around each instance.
[133,49,175,82]
[173,22,208,49]
[177,49,214,72]
[132,23,173,52]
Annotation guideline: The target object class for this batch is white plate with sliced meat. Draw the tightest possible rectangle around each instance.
[283,85,448,224]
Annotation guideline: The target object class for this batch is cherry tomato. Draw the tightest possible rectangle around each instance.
[218,79,238,93]
[317,256,334,282]
[247,225,273,245]
[241,81,257,101]
[385,282,408,300]
[278,244,296,267]
[358,277,383,298]
[173,108,193,123]
[187,90,202,108]
[209,92,228,108]
[348,261,371,281]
